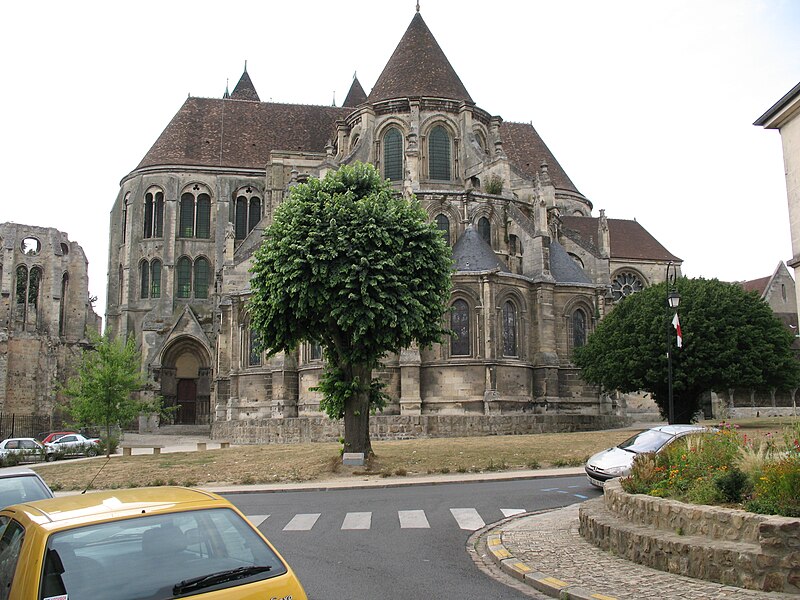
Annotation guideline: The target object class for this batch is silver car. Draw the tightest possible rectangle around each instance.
[0,466,54,507]
[585,424,708,488]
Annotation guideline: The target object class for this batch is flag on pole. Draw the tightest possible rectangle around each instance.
[672,313,682,348]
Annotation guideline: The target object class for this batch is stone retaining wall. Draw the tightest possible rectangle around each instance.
[211,414,632,444]
[579,479,800,593]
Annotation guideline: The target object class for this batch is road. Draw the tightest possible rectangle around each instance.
[225,474,600,599]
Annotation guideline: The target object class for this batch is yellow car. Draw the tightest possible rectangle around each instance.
[0,486,307,599]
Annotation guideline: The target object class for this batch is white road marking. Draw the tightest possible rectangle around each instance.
[246,515,270,527]
[450,508,485,530]
[500,508,525,517]
[283,513,321,531]
[341,512,372,530]
[398,510,430,529]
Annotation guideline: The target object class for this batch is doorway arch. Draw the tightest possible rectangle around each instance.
[159,337,212,424]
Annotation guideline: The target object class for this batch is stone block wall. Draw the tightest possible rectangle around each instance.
[579,478,800,593]
[212,413,632,444]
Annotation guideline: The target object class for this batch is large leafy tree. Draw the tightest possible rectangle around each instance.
[63,331,152,457]
[249,162,453,456]
[574,277,800,423]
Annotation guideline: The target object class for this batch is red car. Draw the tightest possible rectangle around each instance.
[40,431,77,445]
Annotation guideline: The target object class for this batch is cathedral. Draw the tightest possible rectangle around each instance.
[105,9,680,427]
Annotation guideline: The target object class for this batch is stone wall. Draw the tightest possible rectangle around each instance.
[579,479,800,593]
[212,413,632,444]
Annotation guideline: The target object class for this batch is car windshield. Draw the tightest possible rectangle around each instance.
[0,476,51,508]
[617,429,674,454]
[39,508,288,599]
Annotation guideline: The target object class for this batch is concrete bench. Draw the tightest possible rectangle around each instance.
[196,441,231,451]
[120,444,165,456]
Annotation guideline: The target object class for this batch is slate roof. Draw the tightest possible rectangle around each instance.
[342,77,367,107]
[135,98,351,171]
[561,216,681,262]
[501,121,581,194]
[366,12,472,104]
[549,239,593,284]
[452,227,509,273]
[230,70,260,102]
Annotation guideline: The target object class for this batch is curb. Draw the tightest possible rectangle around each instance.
[484,517,618,600]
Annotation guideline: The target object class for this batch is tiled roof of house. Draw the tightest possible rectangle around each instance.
[366,12,472,104]
[740,276,770,297]
[230,69,260,102]
[135,97,350,171]
[342,77,367,107]
[561,216,681,262]
[501,121,581,194]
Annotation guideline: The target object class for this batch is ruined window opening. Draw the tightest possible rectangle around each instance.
[235,191,262,240]
[21,237,40,255]
[59,273,69,336]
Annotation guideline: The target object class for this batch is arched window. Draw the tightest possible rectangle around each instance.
[429,125,451,181]
[310,342,322,361]
[572,309,587,350]
[150,259,162,298]
[179,187,212,239]
[140,260,150,299]
[59,273,69,336]
[143,190,164,239]
[475,131,488,155]
[478,217,491,245]
[450,299,470,356]
[248,327,261,367]
[122,192,129,243]
[384,127,403,181]
[435,214,450,246]
[502,301,518,357]
[118,264,123,305]
[194,257,210,299]
[15,265,28,306]
[177,257,192,299]
[234,188,262,240]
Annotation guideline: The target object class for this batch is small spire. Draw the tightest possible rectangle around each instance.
[244,60,248,73]
[223,78,230,99]
[416,1,420,12]
[332,91,336,106]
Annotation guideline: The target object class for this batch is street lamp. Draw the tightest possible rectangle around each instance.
[666,262,681,424]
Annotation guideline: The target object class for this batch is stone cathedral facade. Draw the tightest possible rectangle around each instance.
[106,10,680,426]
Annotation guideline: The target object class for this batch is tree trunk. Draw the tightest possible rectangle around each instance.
[342,363,373,457]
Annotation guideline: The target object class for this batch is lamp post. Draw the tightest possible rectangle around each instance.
[666,262,681,424]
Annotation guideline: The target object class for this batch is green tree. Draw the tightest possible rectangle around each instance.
[574,278,800,423]
[249,162,453,456]
[63,331,152,457]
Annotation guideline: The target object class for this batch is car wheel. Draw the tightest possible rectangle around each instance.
[86,447,99,457]
[45,453,56,462]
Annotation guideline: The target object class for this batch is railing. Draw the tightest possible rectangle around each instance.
[0,414,63,440]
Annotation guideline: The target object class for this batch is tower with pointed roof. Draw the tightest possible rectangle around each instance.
[106,8,681,427]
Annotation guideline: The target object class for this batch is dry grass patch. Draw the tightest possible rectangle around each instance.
[32,418,796,491]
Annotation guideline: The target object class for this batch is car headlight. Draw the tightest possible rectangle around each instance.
[603,466,629,476]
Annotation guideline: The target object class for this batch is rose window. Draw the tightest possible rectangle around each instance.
[611,271,644,301]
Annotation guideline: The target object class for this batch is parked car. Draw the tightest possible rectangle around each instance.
[44,433,101,460]
[585,424,708,488]
[0,487,308,599]
[39,431,78,445]
[0,467,54,508]
[0,438,47,463]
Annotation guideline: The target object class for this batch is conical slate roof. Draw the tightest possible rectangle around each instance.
[342,76,367,107]
[366,12,472,104]
[231,69,260,102]
[452,227,509,273]
[549,239,592,284]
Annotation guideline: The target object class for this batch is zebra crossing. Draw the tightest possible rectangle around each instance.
[244,506,530,533]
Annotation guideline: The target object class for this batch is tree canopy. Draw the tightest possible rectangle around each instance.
[248,162,453,455]
[574,277,800,423]
[63,331,154,457]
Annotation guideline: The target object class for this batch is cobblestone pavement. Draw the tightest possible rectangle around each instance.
[486,504,793,600]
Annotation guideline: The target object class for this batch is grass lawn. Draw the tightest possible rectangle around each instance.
[32,417,798,491]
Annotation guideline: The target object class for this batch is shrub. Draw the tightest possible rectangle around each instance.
[712,466,751,503]
[485,174,504,195]
[746,456,800,517]
[98,436,119,455]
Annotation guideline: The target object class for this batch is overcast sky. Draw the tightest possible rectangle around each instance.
[2,0,799,319]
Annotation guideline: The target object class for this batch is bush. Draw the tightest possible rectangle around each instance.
[712,466,751,503]
[98,436,119,455]
[746,456,800,517]
[485,174,504,194]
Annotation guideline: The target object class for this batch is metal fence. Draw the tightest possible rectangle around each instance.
[0,414,64,441]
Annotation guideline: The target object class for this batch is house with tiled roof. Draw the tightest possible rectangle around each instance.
[106,8,680,426]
